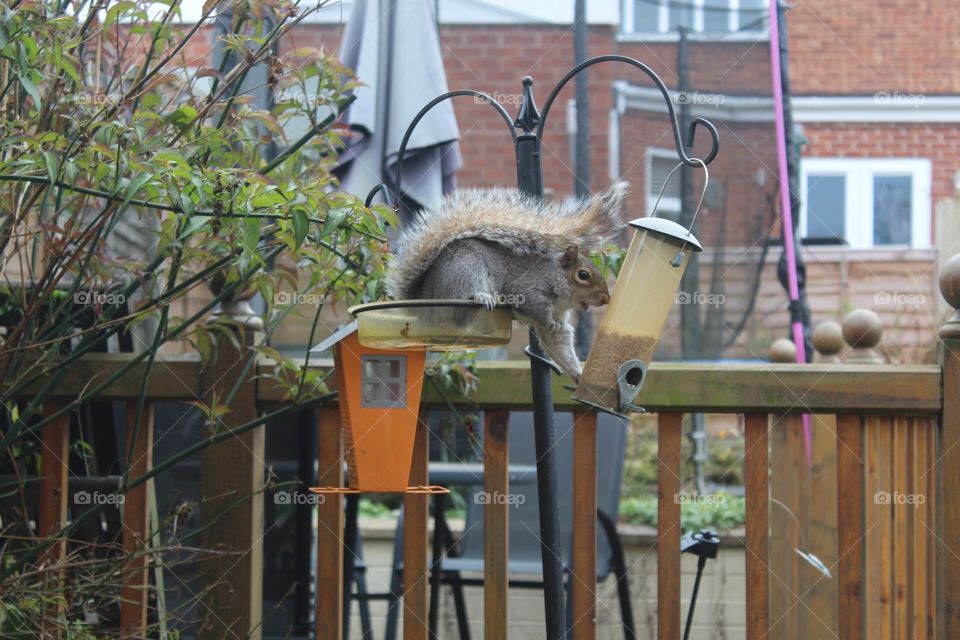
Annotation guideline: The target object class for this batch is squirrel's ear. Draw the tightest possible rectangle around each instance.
[561,245,579,267]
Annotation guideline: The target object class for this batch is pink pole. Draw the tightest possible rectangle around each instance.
[768,0,813,465]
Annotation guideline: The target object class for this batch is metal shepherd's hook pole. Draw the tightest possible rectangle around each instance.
[513,75,568,640]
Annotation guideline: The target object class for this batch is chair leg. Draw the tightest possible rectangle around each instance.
[343,495,360,640]
[448,572,471,640]
[598,510,637,640]
[355,569,374,640]
[384,511,405,640]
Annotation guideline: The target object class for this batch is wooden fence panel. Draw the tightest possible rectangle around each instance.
[657,413,682,640]
[316,406,343,640]
[120,401,153,638]
[744,413,770,640]
[483,410,510,640]
[837,414,864,640]
[402,412,430,640]
[571,410,598,640]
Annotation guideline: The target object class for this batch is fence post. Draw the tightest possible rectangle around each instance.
[843,309,896,639]
[938,255,960,638]
[120,401,154,639]
[799,322,843,636]
[767,338,806,639]
[38,400,70,637]
[199,298,265,640]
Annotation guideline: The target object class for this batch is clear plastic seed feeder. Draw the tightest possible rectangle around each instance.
[574,160,707,414]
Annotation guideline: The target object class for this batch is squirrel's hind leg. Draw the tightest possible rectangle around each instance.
[537,321,582,382]
[520,303,582,381]
[414,242,496,305]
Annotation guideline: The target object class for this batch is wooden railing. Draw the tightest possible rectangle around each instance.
[23,258,960,640]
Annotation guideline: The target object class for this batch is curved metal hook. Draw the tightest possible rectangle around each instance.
[364,183,393,208]
[536,54,720,167]
[392,90,518,206]
[649,158,710,232]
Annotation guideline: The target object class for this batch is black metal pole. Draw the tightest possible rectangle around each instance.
[676,26,702,359]
[773,0,813,359]
[514,75,567,640]
[572,0,593,359]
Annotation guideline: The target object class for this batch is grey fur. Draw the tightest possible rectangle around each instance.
[385,182,630,380]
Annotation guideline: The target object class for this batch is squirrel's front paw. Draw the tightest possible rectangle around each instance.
[473,292,496,310]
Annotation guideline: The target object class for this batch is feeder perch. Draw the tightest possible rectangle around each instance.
[310,301,513,495]
[574,217,702,414]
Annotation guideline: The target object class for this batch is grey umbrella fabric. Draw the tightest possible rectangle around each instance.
[336,0,462,218]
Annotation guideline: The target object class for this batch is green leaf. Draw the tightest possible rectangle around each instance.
[126,172,153,200]
[16,73,40,108]
[243,217,261,257]
[321,207,347,238]
[291,209,308,248]
[42,151,59,184]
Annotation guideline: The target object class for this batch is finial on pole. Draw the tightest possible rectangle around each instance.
[939,254,960,339]
[842,309,883,364]
[514,76,541,133]
[812,321,844,363]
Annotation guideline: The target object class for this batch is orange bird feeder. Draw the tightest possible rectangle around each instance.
[310,300,513,495]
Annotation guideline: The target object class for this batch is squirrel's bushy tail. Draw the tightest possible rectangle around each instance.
[385,181,629,300]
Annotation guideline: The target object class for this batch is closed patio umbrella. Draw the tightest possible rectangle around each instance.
[335,0,462,218]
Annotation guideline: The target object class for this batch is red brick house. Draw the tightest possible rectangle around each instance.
[180,1,959,362]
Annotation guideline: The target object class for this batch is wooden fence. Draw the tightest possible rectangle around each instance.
[24,256,960,639]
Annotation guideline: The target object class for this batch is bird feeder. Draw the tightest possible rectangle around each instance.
[310,301,513,495]
[574,216,702,414]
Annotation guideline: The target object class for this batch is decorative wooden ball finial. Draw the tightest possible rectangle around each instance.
[812,321,844,363]
[940,254,960,339]
[770,337,797,363]
[842,309,883,363]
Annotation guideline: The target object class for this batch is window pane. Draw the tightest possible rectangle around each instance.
[668,4,693,31]
[703,0,729,32]
[388,359,401,378]
[649,154,682,199]
[806,174,846,242]
[738,0,767,31]
[362,382,379,404]
[873,175,912,245]
[634,0,661,32]
[387,383,404,405]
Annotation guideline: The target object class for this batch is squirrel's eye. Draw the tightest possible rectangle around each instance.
[577,270,590,281]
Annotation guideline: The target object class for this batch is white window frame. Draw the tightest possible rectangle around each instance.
[621,0,766,38]
[646,148,683,216]
[800,158,932,249]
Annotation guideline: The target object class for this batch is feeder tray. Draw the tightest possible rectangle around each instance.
[349,299,513,351]
[309,485,450,495]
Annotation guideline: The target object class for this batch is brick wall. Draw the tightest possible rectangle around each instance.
[787,0,960,95]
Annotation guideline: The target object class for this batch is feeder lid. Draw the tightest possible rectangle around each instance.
[628,217,703,252]
[309,321,358,354]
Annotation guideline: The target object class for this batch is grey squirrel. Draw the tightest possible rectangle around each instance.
[385,182,629,381]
